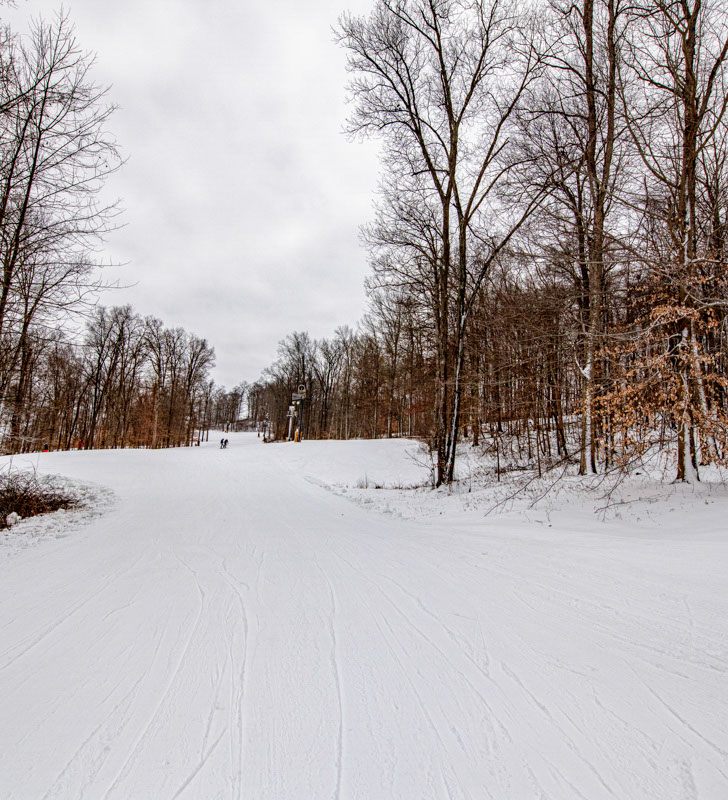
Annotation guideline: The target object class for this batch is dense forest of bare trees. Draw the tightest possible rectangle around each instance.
[1,291,255,453]
[249,0,728,486]
[4,1,728,486]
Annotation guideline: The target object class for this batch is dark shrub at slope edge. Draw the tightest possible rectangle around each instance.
[0,471,78,529]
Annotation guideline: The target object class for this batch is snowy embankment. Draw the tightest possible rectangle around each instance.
[284,435,728,537]
[1,433,727,799]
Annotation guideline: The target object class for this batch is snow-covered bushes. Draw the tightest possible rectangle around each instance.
[0,469,79,530]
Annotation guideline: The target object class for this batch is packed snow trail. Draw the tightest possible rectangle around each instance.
[1,434,727,799]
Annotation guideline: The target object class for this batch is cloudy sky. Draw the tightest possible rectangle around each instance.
[4,0,380,387]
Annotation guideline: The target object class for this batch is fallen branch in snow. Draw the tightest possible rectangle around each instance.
[482,450,578,516]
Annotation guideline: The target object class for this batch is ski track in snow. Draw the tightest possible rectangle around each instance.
[0,433,727,799]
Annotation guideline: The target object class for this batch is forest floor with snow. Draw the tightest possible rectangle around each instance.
[1,433,727,799]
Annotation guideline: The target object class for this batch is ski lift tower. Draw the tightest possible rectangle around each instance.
[291,384,307,441]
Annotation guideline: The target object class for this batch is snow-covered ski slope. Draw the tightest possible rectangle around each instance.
[1,433,727,799]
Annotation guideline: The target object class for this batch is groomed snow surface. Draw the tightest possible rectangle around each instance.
[1,433,727,799]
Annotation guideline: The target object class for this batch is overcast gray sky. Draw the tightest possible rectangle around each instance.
[4,0,380,387]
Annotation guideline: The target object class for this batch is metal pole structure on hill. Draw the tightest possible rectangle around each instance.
[291,384,307,442]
